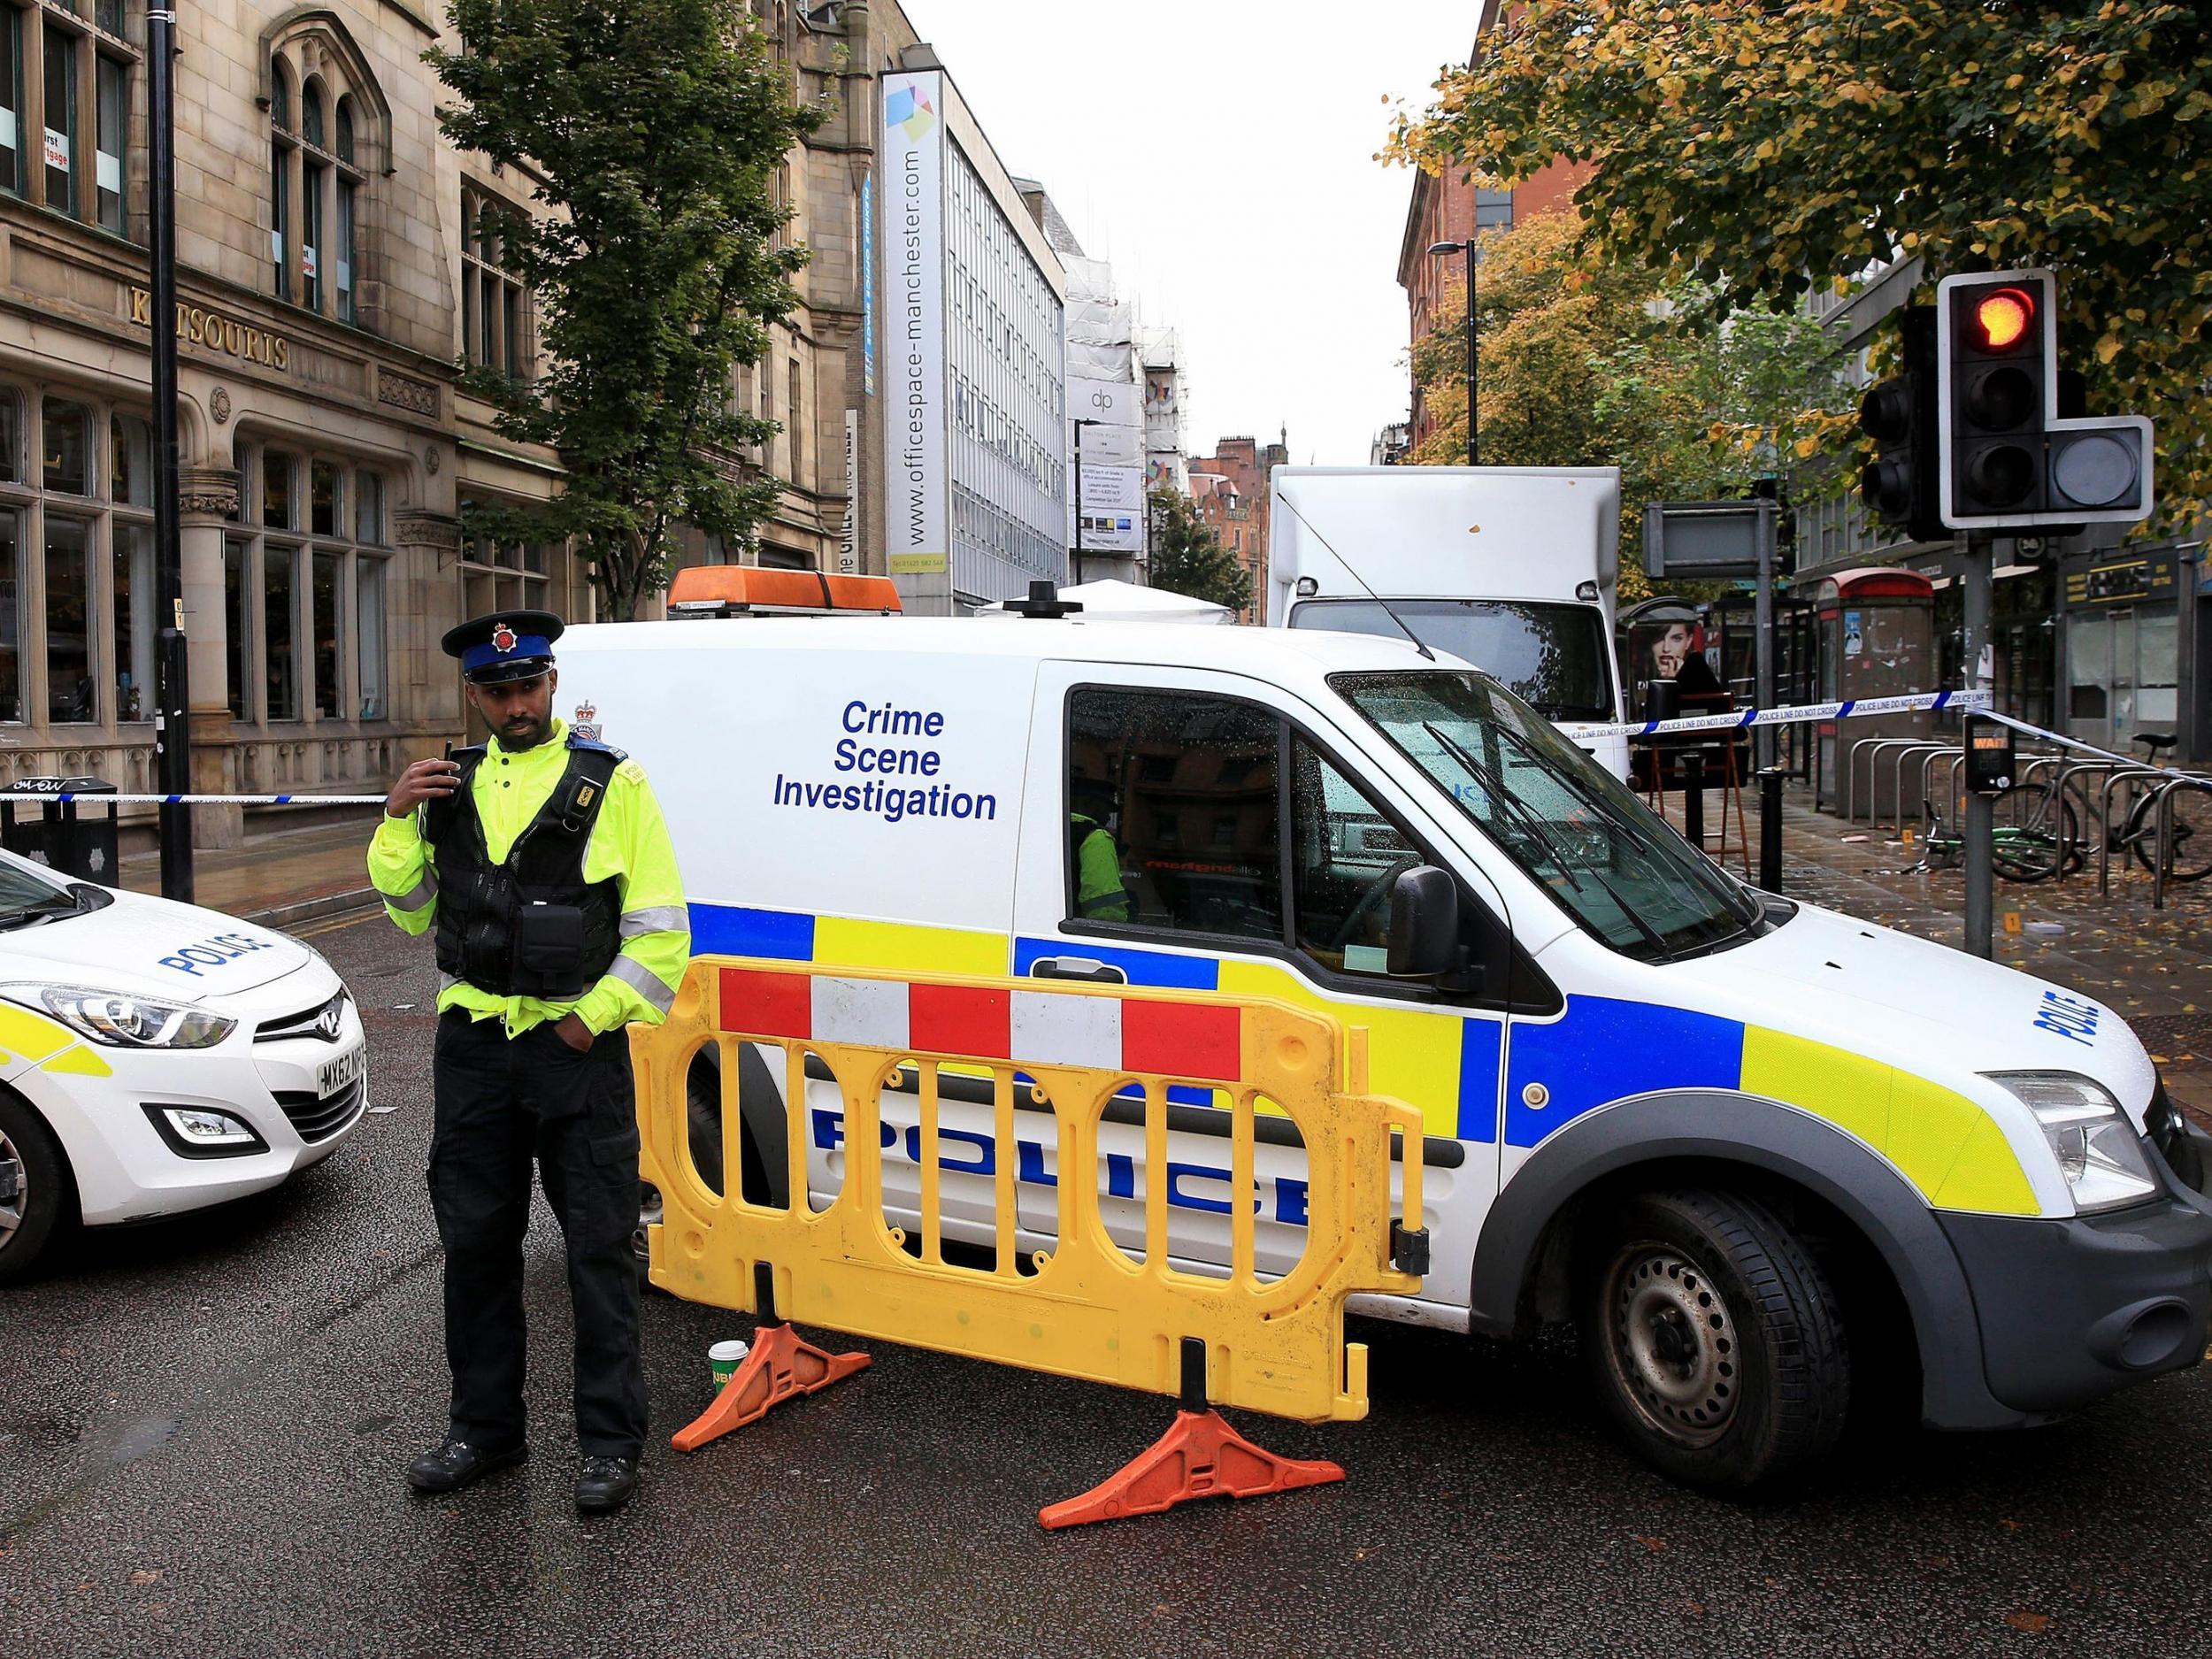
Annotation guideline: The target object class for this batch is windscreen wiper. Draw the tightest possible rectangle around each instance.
[1423,720,1671,955]
[0,887,96,931]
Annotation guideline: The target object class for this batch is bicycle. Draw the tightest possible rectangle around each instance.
[1918,783,2085,882]
[2113,733,2212,883]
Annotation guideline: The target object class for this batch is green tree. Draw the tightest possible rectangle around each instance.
[1146,490,1254,617]
[428,0,822,619]
[1409,211,1855,594]
[1387,1,2212,529]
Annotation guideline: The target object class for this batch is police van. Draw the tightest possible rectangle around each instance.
[563,609,2212,1490]
[0,846,365,1282]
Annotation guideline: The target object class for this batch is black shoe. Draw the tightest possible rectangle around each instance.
[404,1435,526,1494]
[575,1454,639,1514]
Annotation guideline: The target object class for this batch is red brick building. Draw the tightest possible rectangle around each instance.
[1186,432,1287,625]
[1396,4,1592,454]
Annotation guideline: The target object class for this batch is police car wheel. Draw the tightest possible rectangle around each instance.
[1578,1187,1850,1492]
[0,1094,71,1285]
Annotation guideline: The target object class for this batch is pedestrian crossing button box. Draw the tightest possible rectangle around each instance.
[1964,718,2015,795]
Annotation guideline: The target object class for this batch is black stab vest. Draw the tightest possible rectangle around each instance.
[424,733,625,1001]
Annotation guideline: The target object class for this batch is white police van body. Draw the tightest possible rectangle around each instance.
[562,614,2212,1489]
[0,847,365,1281]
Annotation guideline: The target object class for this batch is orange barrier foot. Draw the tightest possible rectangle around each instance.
[1038,1409,1343,1530]
[672,1322,872,1453]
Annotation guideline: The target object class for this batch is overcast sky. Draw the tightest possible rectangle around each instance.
[901,0,1476,468]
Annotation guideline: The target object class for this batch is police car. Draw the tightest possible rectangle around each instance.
[564,599,2212,1491]
[0,845,365,1281]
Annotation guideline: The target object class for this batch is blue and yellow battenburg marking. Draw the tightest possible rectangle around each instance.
[688,902,2037,1217]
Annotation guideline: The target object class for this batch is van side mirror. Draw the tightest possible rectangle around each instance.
[1386,864,1461,978]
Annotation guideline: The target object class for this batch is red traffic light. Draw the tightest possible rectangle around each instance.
[1970,288,2035,352]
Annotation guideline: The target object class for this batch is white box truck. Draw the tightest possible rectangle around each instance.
[1269,465,1629,777]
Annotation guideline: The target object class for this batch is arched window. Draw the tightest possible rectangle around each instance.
[266,39,376,325]
[268,58,293,296]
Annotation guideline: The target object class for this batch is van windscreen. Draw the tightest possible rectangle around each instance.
[1332,669,1763,963]
[1292,598,1613,720]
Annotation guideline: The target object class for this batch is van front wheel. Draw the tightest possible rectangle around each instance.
[1578,1187,1849,1492]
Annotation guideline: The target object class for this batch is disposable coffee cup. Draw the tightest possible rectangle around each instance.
[709,1339,749,1390]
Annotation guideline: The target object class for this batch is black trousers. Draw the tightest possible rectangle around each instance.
[428,1009,647,1458]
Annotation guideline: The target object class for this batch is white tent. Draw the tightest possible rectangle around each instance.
[978,578,1233,626]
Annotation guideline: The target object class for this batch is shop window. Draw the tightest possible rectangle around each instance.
[264,543,297,719]
[311,458,339,535]
[223,538,249,718]
[0,507,21,721]
[353,468,381,544]
[94,50,121,232]
[311,549,339,718]
[112,518,150,719]
[262,449,296,528]
[355,557,385,718]
[0,9,21,196]
[43,516,91,721]
[42,25,73,216]
[42,397,88,495]
[109,411,150,505]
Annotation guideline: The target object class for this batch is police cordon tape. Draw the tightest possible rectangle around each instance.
[1554,687,1992,742]
[0,791,391,804]
[0,690,1994,803]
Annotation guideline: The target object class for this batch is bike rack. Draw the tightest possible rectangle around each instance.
[1889,742,1955,835]
[2151,775,2212,910]
[1848,737,1938,826]
[2095,765,2171,895]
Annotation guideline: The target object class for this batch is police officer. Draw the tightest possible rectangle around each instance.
[368,610,688,1515]
[1069,783,1130,924]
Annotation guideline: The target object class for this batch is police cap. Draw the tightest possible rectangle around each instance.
[442,609,565,685]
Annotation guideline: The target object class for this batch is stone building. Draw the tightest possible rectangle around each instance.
[1394,3,1591,456]
[0,0,591,841]
[1187,433,1286,625]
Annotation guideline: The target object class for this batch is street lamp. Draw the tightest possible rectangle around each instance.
[1427,238,1478,467]
[1071,416,1103,587]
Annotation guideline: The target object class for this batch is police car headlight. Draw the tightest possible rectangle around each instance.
[6,986,236,1049]
[1989,1071,2161,1214]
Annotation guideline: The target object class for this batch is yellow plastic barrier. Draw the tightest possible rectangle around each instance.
[633,956,1425,1425]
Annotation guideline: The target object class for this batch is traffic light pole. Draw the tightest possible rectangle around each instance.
[1962,532,1994,959]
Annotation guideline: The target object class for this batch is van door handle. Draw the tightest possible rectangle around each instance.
[1028,956,1128,985]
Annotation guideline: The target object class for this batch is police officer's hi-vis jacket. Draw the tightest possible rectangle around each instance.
[367,717,689,1036]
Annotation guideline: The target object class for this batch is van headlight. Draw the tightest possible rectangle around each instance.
[4,986,236,1049]
[1988,1071,2161,1214]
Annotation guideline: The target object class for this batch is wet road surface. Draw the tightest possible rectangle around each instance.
[2,913,2208,1657]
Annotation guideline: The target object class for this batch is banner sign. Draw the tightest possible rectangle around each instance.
[860,174,876,397]
[841,409,859,574]
[882,72,947,582]
[1071,374,1142,428]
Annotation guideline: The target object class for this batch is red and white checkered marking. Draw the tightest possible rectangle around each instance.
[718,967,1243,1082]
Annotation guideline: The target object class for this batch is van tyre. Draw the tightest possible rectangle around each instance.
[0,1094,71,1285]
[1578,1187,1849,1492]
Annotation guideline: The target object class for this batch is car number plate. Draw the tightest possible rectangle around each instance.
[318,1043,366,1098]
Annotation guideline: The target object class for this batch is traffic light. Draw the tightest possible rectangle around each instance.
[1937,268,2154,531]
[1857,305,1942,543]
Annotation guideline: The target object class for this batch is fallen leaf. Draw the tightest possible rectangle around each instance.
[2000,1518,2023,1532]
[2005,1612,2050,1633]
[128,1570,162,1586]
[1637,1535,1669,1553]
